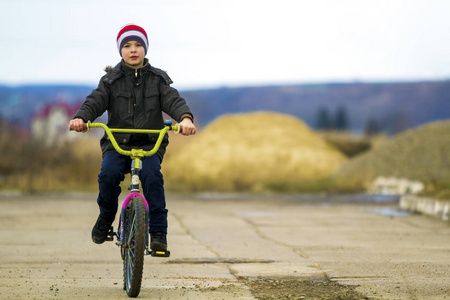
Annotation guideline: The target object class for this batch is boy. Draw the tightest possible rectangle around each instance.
[69,24,196,252]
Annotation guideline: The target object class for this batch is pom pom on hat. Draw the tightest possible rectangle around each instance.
[116,24,149,56]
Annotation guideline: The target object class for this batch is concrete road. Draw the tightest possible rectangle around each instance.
[0,193,449,299]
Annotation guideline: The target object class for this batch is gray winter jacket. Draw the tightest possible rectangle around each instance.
[74,59,193,161]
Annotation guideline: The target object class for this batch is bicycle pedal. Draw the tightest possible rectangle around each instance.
[105,226,114,241]
[149,250,170,257]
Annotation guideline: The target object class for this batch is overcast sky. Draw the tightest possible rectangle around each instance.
[1,0,450,89]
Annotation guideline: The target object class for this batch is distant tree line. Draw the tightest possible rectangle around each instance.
[315,106,350,131]
[364,116,382,136]
[315,106,383,136]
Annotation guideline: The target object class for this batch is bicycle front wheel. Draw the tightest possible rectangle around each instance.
[123,196,146,297]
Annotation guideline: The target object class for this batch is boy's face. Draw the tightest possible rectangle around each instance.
[121,40,145,69]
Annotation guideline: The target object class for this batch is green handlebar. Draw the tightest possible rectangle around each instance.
[86,122,179,158]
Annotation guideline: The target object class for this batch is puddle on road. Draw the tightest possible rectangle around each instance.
[365,207,412,217]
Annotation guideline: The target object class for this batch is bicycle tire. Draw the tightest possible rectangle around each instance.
[123,197,146,297]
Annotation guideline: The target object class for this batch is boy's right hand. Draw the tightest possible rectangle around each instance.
[69,118,87,133]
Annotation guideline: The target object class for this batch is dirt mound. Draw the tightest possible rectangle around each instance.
[334,120,450,184]
[163,112,347,191]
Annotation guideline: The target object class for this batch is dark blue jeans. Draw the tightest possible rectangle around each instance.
[97,151,168,234]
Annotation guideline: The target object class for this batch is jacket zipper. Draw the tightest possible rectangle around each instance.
[130,69,138,113]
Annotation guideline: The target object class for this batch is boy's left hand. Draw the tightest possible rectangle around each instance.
[179,118,196,136]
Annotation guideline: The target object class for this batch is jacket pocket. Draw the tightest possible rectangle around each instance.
[114,133,131,145]
[144,87,160,111]
[110,91,133,124]
[116,91,132,113]
[108,132,131,145]
[100,132,131,154]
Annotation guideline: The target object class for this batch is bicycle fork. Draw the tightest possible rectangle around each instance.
[116,157,170,257]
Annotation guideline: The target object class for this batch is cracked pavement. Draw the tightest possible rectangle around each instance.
[1,193,449,299]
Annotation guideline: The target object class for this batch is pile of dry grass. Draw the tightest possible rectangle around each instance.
[162,112,347,192]
[333,120,450,186]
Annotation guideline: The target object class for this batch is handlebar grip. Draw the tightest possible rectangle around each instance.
[69,123,89,131]
[173,125,180,134]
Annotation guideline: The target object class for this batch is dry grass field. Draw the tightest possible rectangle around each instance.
[0,133,101,193]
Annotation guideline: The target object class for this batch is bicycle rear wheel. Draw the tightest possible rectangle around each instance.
[123,197,146,297]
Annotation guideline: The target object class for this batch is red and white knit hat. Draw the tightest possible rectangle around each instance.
[116,24,149,56]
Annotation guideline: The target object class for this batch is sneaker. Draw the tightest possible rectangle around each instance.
[92,215,114,244]
[150,232,167,251]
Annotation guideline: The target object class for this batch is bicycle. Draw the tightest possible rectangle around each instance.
[77,120,179,297]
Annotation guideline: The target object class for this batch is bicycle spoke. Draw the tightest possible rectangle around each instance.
[127,217,136,245]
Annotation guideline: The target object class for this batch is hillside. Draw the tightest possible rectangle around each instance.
[1,80,450,134]
[0,84,93,128]
[183,80,450,134]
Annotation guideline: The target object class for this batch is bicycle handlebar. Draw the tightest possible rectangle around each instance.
[76,122,179,158]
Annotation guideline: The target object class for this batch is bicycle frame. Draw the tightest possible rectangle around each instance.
[85,121,178,255]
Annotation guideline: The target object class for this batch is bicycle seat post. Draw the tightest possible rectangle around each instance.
[130,157,142,192]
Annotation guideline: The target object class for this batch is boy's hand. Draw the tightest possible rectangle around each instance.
[179,118,196,136]
[69,118,87,133]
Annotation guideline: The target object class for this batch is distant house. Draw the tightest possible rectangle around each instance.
[32,101,83,146]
